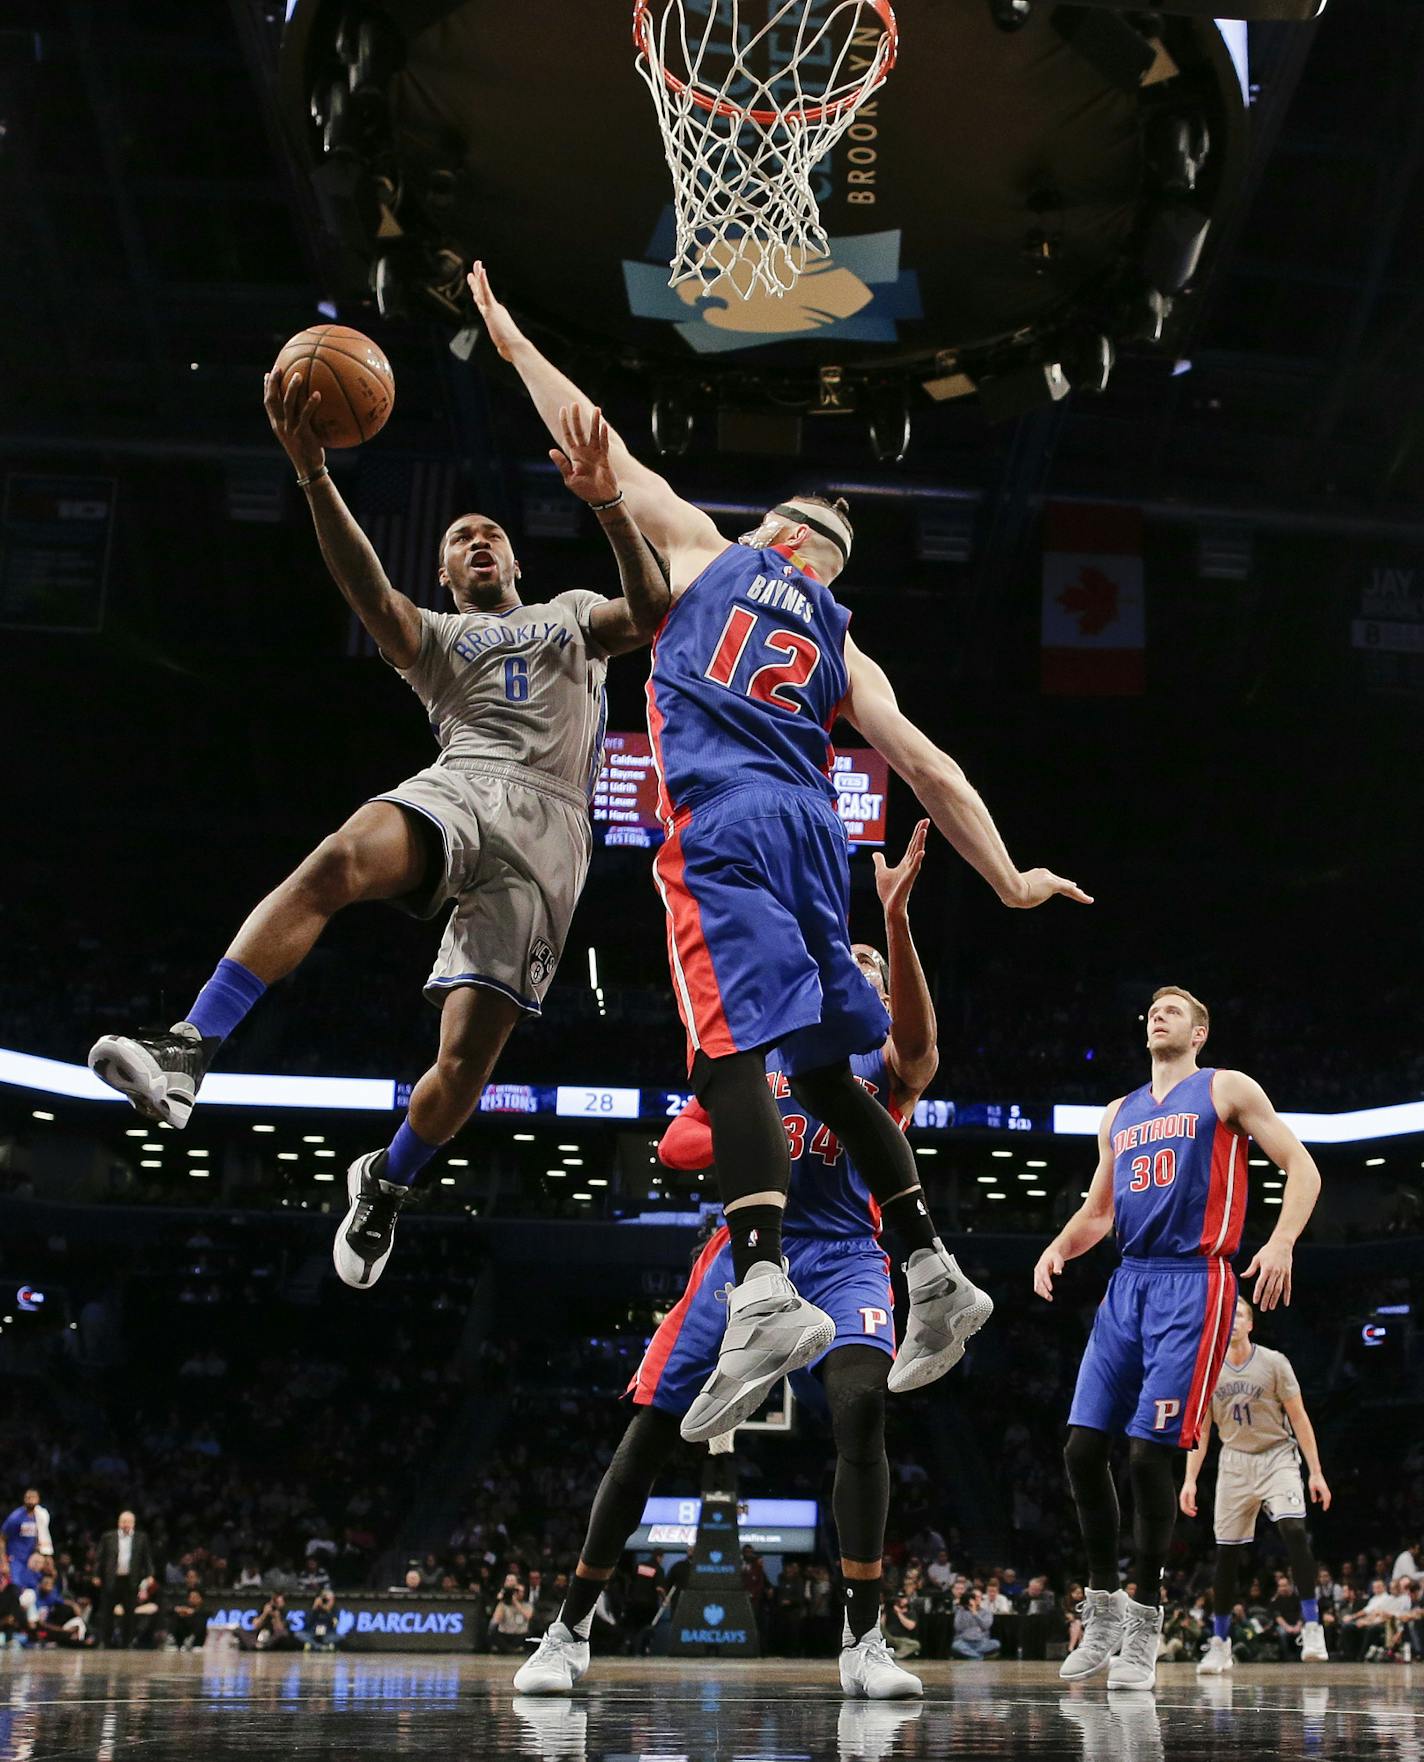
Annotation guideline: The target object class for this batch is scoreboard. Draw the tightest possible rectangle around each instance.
[592,733,888,848]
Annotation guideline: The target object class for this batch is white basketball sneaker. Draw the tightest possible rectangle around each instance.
[679,1261,834,1443]
[1059,1588,1129,1681]
[1106,1599,1163,1691]
[1300,1620,1329,1662]
[839,1619,924,1700]
[1196,1634,1234,1674]
[332,1152,410,1290]
[513,1622,590,1695]
[886,1241,994,1393]
[836,1701,924,1759]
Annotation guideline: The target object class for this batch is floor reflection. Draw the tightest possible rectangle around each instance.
[0,1654,1418,1762]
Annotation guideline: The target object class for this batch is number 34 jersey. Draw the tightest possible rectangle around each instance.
[647,543,851,820]
[1109,1068,1249,1262]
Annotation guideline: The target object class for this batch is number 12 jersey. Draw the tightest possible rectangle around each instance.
[646,542,850,821]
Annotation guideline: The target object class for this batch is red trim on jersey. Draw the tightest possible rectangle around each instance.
[770,541,822,583]
[652,823,737,1068]
[628,1226,730,1405]
[1180,1258,1236,1450]
[645,654,675,826]
[1200,1118,1248,1258]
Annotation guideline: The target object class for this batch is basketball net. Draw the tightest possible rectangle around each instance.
[633,0,898,300]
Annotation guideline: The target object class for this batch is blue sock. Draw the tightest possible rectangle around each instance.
[382,1119,439,1188]
[184,958,267,1044]
[1301,1597,1318,1624]
[1213,1613,1232,1640]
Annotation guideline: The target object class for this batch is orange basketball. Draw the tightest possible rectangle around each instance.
[272,324,394,450]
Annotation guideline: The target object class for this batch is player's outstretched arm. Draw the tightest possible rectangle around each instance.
[1215,1071,1321,1310]
[1032,1104,1119,1300]
[843,639,1092,910]
[264,369,422,668]
[1281,1393,1331,1509]
[549,403,669,654]
[1180,1414,1212,1516]
[467,262,723,577]
[875,819,938,1109]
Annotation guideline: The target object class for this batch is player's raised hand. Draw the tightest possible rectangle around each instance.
[1032,1246,1064,1302]
[873,818,929,919]
[551,404,621,508]
[1178,1481,1199,1518]
[1308,1469,1332,1511]
[467,261,525,360]
[264,368,324,479]
[1242,1237,1293,1310]
[1007,868,1093,909]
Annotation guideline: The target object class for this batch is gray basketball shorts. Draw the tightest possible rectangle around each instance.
[372,757,592,1014]
[1213,1443,1307,1544]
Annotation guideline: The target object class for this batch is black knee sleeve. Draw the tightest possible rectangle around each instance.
[1064,1426,1121,1591]
[1276,1517,1318,1595]
[692,1048,790,1206]
[1127,1436,1181,1604]
[823,1347,890,1564]
[789,1061,920,1207]
[579,1407,683,1572]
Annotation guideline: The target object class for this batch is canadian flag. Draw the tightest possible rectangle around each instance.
[1040,503,1145,696]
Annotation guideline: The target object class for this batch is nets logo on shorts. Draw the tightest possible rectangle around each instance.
[529,939,556,987]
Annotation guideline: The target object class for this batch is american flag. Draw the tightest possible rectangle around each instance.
[345,455,463,657]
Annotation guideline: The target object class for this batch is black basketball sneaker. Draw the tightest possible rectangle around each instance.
[333,1152,411,1289]
[87,1022,217,1128]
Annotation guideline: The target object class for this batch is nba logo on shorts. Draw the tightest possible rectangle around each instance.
[529,939,556,986]
[1153,1398,1181,1431]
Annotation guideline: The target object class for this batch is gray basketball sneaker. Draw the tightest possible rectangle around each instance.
[1107,1599,1163,1690]
[679,1261,835,1443]
[885,1240,995,1393]
[1060,1588,1129,1681]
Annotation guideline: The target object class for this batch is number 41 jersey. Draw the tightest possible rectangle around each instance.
[1109,1068,1249,1261]
[647,543,851,821]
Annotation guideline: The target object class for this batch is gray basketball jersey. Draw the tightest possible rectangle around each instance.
[1210,1345,1301,1454]
[392,594,609,796]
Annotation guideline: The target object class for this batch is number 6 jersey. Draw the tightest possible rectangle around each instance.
[646,543,850,821]
[1108,1069,1249,1261]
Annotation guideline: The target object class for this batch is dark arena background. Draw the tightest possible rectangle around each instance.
[2,0,1423,1758]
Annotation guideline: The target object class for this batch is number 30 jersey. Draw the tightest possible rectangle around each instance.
[646,543,851,821]
[1108,1068,1249,1262]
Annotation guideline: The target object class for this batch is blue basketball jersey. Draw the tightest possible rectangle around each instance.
[646,543,852,820]
[1109,1068,1248,1261]
[767,1046,901,1241]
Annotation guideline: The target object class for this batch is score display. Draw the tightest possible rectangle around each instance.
[591,734,888,848]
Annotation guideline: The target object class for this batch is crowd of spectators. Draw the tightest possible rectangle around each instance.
[5,857,1420,1111]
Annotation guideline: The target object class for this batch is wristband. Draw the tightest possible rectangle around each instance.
[296,465,330,489]
[588,490,625,513]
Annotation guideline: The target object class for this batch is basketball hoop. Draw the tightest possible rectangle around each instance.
[633,1,898,301]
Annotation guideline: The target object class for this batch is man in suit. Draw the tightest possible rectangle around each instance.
[96,1511,153,1648]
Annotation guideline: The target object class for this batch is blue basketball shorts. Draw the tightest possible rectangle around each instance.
[629,1229,896,1415]
[651,784,890,1075]
[1067,1256,1237,1450]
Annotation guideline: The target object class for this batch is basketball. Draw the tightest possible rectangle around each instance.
[271,324,394,450]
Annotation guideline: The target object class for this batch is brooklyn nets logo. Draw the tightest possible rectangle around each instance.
[529,939,556,987]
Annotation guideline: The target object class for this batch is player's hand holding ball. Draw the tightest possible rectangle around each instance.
[264,365,326,482]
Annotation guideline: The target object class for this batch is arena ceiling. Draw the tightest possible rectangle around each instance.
[5,0,1424,556]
